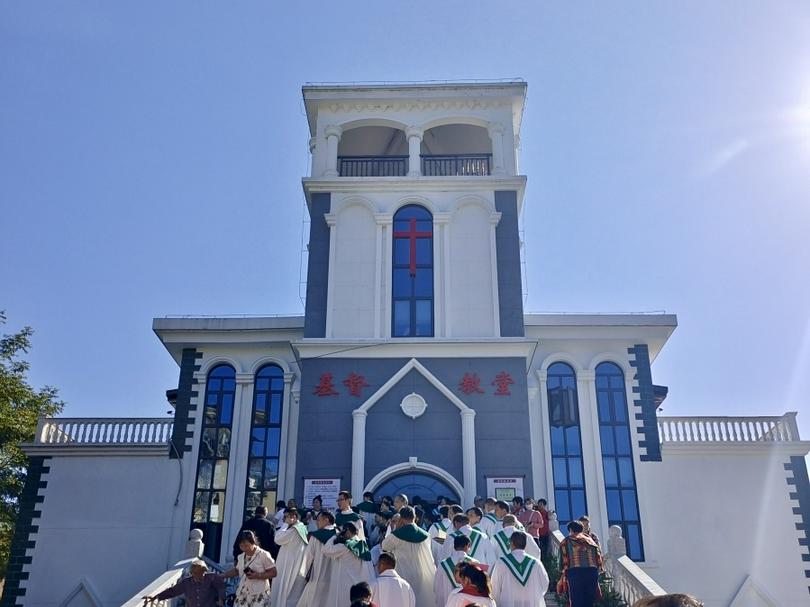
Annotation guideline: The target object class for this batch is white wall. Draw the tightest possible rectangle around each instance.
[638,446,809,606]
[23,454,182,607]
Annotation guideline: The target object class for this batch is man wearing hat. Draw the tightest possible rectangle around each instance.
[145,559,224,607]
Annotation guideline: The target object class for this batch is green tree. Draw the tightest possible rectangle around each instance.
[0,312,63,578]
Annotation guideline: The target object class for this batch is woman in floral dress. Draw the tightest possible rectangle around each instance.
[223,530,277,606]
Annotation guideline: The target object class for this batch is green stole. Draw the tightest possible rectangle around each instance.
[309,528,336,545]
[335,510,362,528]
[392,524,430,543]
[499,552,538,586]
[431,519,449,535]
[345,538,372,561]
[439,554,477,588]
[356,501,378,514]
[493,529,512,555]
[290,522,309,544]
[451,528,484,557]
[483,512,498,526]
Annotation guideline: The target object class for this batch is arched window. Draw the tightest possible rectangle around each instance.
[192,364,235,560]
[244,364,285,519]
[546,362,588,528]
[392,205,433,337]
[596,362,644,561]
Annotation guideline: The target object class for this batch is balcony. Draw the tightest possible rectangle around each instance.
[338,153,492,177]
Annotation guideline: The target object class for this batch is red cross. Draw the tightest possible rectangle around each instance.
[393,218,431,276]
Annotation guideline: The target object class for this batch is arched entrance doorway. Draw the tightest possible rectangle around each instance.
[371,472,460,510]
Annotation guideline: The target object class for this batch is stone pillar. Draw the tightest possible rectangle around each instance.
[581,369,610,541]
[489,212,502,336]
[308,136,317,176]
[433,213,450,337]
[324,125,342,177]
[537,370,555,502]
[488,123,506,175]
[461,409,477,506]
[351,410,367,498]
[282,373,298,500]
[406,126,423,176]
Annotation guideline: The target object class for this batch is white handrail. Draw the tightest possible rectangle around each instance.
[120,560,190,607]
[35,417,173,446]
[658,412,799,443]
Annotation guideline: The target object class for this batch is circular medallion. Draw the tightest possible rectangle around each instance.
[400,392,427,419]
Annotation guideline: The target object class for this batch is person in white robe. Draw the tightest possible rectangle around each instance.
[478,498,499,538]
[322,522,375,607]
[491,530,550,607]
[439,514,496,566]
[270,508,308,607]
[434,534,480,607]
[428,505,452,563]
[491,515,541,562]
[373,551,416,607]
[305,495,323,533]
[357,491,378,533]
[381,506,435,607]
[335,490,366,540]
[296,511,336,607]
[444,562,496,607]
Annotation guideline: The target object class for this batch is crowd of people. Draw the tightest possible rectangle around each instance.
[145,491,702,607]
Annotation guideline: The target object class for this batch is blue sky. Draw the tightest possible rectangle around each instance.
[2,3,809,442]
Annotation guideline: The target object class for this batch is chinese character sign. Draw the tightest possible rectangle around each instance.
[459,372,485,395]
[342,372,370,397]
[313,372,339,396]
[492,371,514,396]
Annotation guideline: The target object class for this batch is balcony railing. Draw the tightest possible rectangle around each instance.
[658,412,799,443]
[337,154,492,177]
[421,153,491,176]
[34,417,173,446]
[338,155,408,177]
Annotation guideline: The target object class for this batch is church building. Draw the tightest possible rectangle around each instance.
[3,81,809,607]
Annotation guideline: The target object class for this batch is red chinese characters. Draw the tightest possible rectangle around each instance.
[458,372,485,395]
[342,372,370,397]
[313,372,339,397]
[492,371,515,396]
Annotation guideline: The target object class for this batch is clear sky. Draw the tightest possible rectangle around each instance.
[2,3,809,442]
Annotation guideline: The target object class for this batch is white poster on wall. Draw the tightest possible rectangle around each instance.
[303,478,341,510]
[486,476,525,502]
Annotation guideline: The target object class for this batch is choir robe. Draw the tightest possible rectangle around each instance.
[372,569,416,607]
[270,522,308,607]
[322,536,375,607]
[381,524,435,607]
[356,500,378,534]
[335,509,366,540]
[428,517,452,563]
[439,525,496,566]
[490,525,542,561]
[491,549,550,607]
[295,527,336,607]
[444,590,497,607]
[433,550,478,607]
[478,512,499,538]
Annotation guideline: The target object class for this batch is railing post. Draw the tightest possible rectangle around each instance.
[783,411,800,441]
[406,126,423,177]
[324,125,342,177]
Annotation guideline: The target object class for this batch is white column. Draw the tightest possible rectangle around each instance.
[324,125,342,177]
[580,370,609,542]
[442,218,451,337]
[308,136,317,176]
[536,370,555,503]
[461,409,477,506]
[351,410,367,498]
[489,212,502,337]
[488,123,506,175]
[378,214,393,338]
[406,126,423,177]
[373,215,385,338]
[282,374,299,500]
[433,213,450,337]
[526,383,546,499]
[324,213,337,337]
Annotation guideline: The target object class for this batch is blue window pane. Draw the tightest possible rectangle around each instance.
[251,439,264,457]
[568,458,584,486]
[394,239,410,264]
[616,426,632,455]
[626,524,642,560]
[393,301,410,336]
[415,219,432,232]
[595,375,608,389]
[614,394,627,422]
[414,269,433,296]
[208,379,221,392]
[270,377,284,390]
[393,269,411,297]
[415,301,432,336]
[606,489,622,520]
[550,426,565,455]
[256,378,269,391]
[553,458,568,485]
[618,457,634,486]
[220,394,233,425]
[609,374,624,389]
[597,393,611,421]
[254,394,267,424]
[270,394,283,424]
[600,426,615,455]
[222,378,235,391]
[415,238,432,264]
[555,490,570,522]
[266,428,281,457]
[570,490,586,520]
[622,490,639,519]
[565,426,582,454]
[603,457,618,487]
[264,459,279,489]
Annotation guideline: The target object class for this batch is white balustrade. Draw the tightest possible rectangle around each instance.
[658,412,799,443]
[36,417,173,446]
